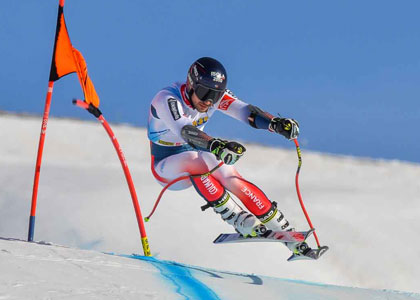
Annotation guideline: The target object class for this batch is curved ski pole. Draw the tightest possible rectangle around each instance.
[293,138,321,248]
[145,161,224,221]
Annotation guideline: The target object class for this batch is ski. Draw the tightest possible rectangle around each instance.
[213,228,315,245]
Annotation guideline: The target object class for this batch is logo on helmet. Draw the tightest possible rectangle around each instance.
[193,65,199,77]
[187,73,194,87]
[211,71,225,83]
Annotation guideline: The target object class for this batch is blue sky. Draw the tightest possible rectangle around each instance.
[1,1,419,162]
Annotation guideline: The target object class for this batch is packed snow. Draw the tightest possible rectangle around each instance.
[1,238,419,300]
[1,112,420,298]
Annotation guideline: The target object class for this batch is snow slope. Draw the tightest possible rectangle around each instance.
[1,113,420,296]
[1,238,419,300]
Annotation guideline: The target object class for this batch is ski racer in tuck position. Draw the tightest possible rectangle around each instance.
[148,57,311,258]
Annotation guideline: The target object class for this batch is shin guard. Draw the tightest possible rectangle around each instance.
[191,175,262,236]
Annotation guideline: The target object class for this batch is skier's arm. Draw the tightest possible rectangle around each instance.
[216,91,277,130]
[155,96,194,140]
[181,125,245,165]
[217,91,300,140]
[247,105,300,140]
[247,104,274,129]
[180,125,212,151]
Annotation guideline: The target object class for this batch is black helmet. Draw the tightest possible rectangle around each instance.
[187,57,227,104]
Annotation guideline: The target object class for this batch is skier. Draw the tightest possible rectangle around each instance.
[148,57,311,258]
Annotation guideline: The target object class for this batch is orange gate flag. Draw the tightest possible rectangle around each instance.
[49,4,100,108]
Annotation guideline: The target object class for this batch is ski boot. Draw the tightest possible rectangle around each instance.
[258,201,314,255]
[213,192,266,237]
[285,241,310,257]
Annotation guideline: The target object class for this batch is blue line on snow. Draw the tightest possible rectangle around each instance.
[124,255,221,300]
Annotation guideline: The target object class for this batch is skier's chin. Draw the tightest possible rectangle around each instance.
[196,104,209,113]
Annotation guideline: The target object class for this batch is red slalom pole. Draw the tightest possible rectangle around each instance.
[28,0,68,242]
[28,81,55,241]
[73,100,151,256]
[293,138,321,248]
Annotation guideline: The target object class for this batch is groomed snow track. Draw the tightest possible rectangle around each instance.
[1,238,419,300]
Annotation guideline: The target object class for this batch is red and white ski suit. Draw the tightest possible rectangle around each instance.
[148,82,274,217]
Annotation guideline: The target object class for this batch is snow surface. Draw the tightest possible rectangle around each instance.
[1,113,420,298]
[1,238,419,300]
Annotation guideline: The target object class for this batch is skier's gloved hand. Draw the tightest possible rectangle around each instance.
[270,117,300,140]
[209,139,246,165]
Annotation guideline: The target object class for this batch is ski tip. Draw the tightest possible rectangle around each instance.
[213,234,224,244]
[317,245,329,257]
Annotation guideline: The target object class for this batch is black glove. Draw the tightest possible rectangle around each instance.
[209,139,246,165]
[270,117,300,140]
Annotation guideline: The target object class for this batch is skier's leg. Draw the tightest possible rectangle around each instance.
[190,174,265,237]
[222,174,291,231]
[152,151,209,190]
[217,169,311,254]
[199,152,310,254]
[199,152,291,230]
[152,151,263,236]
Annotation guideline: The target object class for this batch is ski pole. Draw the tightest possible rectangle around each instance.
[293,138,321,248]
[145,161,224,221]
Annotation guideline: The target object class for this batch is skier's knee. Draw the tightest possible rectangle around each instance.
[191,174,226,204]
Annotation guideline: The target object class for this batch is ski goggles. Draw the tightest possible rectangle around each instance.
[194,84,225,104]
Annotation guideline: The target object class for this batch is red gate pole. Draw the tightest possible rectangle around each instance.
[28,81,55,241]
[73,100,151,256]
[28,0,68,242]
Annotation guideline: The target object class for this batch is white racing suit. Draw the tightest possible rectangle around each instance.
[148,82,289,231]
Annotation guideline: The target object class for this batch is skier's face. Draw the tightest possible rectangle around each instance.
[192,92,212,112]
